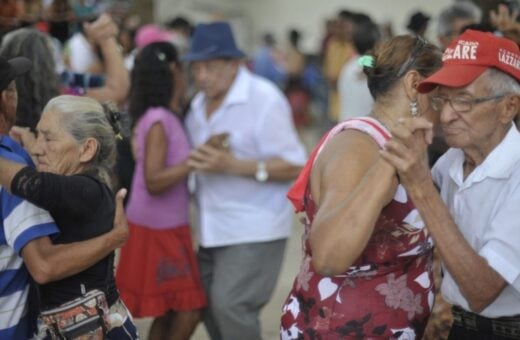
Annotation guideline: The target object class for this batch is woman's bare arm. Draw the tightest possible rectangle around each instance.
[309,130,398,276]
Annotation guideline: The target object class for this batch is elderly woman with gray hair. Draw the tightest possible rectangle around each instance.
[0,95,138,339]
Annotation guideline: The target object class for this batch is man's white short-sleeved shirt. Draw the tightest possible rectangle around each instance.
[433,125,520,317]
[185,66,307,247]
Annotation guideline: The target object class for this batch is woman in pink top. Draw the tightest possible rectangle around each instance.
[281,36,442,339]
[116,42,206,340]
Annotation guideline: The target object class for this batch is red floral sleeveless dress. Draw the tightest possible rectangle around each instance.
[281,118,434,339]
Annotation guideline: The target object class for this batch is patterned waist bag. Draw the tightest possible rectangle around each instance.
[39,289,110,340]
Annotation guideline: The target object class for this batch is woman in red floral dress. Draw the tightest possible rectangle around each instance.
[281,35,442,339]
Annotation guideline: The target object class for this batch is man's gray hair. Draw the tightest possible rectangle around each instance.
[437,1,482,37]
[484,68,520,95]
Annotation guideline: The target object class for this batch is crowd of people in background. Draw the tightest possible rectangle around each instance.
[0,0,520,339]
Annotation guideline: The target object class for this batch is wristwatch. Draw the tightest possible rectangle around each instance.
[255,161,269,182]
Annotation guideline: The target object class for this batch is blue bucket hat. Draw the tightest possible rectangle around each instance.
[183,22,245,61]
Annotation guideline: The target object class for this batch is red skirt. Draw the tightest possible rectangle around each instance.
[115,222,207,318]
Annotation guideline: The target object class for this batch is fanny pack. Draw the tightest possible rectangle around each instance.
[39,289,110,340]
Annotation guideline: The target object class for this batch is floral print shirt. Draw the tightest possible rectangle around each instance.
[281,118,434,339]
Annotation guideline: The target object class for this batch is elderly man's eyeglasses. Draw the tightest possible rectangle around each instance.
[429,93,508,113]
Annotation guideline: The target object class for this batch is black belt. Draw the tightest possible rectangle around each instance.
[452,306,520,339]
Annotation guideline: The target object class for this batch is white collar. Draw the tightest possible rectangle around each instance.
[191,65,251,115]
[449,124,520,187]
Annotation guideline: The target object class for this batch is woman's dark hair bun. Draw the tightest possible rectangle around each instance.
[102,102,123,139]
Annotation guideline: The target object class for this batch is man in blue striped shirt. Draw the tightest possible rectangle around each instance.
[0,56,128,339]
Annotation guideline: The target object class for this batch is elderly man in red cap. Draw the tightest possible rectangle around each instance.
[381,29,520,339]
[184,22,306,339]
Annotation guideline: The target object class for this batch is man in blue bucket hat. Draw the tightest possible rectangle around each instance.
[184,22,306,339]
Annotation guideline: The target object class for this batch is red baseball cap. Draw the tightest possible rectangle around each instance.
[418,29,520,93]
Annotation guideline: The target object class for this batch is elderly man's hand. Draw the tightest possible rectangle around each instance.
[188,144,235,174]
[380,117,433,190]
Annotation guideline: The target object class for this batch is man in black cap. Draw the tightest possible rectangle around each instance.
[0,56,128,339]
[184,22,306,339]
[0,56,31,132]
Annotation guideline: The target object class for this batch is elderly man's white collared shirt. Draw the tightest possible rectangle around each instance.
[185,66,306,247]
[433,125,520,318]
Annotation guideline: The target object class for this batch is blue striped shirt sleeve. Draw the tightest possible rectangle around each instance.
[0,145,59,254]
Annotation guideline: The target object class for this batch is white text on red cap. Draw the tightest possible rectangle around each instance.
[442,40,478,61]
[498,48,520,70]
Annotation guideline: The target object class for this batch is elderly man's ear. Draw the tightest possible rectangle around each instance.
[500,94,520,124]
[0,91,11,132]
[0,88,7,111]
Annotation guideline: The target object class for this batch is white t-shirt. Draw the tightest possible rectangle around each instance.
[185,66,307,247]
[433,124,520,317]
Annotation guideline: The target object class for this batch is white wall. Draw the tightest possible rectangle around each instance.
[154,0,455,54]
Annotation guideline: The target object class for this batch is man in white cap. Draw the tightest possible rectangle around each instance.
[381,30,520,339]
[184,22,306,339]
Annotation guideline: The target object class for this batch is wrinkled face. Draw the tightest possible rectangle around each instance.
[191,59,237,101]
[33,110,83,175]
[0,80,18,132]
[434,75,509,151]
